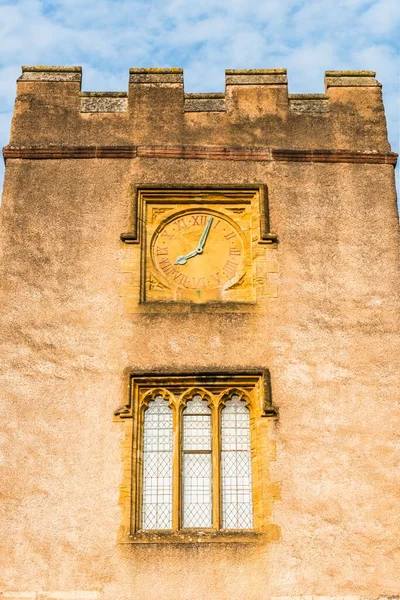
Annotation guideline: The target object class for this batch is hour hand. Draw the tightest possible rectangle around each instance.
[175,249,199,265]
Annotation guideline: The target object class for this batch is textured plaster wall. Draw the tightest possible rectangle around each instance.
[0,68,399,598]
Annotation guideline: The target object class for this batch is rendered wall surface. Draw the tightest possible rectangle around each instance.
[0,67,399,599]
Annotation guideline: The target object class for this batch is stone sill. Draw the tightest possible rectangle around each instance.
[123,529,268,544]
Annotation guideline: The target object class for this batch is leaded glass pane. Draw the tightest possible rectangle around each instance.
[142,396,173,530]
[221,395,253,529]
[182,395,212,528]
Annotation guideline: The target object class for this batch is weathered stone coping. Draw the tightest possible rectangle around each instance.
[19,65,82,82]
[3,145,397,165]
[21,65,82,72]
[325,70,376,77]
[80,92,128,96]
[79,92,128,113]
[325,70,380,87]
[225,69,287,85]
[288,94,328,99]
[129,68,183,84]
[184,93,225,112]
[17,65,382,88]
[288,94,329,114]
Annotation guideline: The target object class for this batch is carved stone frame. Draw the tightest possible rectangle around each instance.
[120,185,278,246]
[114,369,280,544]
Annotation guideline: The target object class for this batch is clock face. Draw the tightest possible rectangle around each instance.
[150,210,245,292]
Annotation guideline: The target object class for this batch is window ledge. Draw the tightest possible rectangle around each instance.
[122,527,279,544]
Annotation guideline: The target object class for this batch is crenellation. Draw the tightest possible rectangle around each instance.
[5,65,393,152]
[225,68,288,119]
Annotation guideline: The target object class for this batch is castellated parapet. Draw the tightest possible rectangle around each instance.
[3,66,395,158]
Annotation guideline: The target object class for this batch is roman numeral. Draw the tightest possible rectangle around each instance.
[223,259,238,278]
[156,246,168,256]
[224,231,236,241]
[176,218,188,231]
[209,272,221,284]
[193,277,207,289]
[172,271,189,286]
[192,214,207,226]
[212,219,221,230]
[158,257,176,276]
[161,230,174,240]
[229,247,241,256]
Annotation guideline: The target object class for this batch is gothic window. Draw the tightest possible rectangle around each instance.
[221,395,253,529]
[142,396,173,530]
[182,395,213,528]
[138,388,254,533]
[114,372,279,543]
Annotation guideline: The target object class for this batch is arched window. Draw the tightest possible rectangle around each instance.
[141,391,254,532]
[116,373,279,542]
[182,395,212,528]
[142,395,173,530]
[221,394,253,529]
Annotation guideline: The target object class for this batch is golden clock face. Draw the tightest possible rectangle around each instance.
[151,210,245,293]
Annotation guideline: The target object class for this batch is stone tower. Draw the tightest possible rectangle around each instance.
[0,66,399,599]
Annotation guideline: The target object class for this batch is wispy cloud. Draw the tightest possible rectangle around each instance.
[0,0,399,193]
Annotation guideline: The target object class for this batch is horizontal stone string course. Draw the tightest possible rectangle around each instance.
[2,145,398,165]
[0,592,101,600]
[0,594,397,600]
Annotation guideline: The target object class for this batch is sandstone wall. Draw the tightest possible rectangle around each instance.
[0,67,399,599]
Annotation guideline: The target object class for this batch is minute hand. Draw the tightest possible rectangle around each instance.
[197,216,213,251]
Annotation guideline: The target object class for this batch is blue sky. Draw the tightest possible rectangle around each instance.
[0,0,399,194]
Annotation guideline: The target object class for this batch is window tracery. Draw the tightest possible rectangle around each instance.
[114,371,279,544]
[140,387,254,533]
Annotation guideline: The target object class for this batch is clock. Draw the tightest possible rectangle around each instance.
[152,210,244,292]
[143,199,254,303]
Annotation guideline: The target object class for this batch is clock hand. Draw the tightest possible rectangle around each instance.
[174,216,214,265]
[197,216,213,251]
[175,249,199,265]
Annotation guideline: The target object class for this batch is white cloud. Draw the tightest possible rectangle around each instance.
[360,0,400,34]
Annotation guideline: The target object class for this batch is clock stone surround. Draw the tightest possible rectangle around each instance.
[120,186,278,311]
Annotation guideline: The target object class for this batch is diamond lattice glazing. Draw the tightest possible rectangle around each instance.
[221,395,253,529]
[142,396,173,530]
[182,395,212,528]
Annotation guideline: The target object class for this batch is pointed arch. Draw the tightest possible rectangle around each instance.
[141,393,174,530]
[221,394,253,529]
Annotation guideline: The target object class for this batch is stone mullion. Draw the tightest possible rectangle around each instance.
[134,398,145,532]
[172,396,182,531]
[212,393,221,530]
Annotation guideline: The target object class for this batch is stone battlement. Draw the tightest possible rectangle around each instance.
[4,66,393,154]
